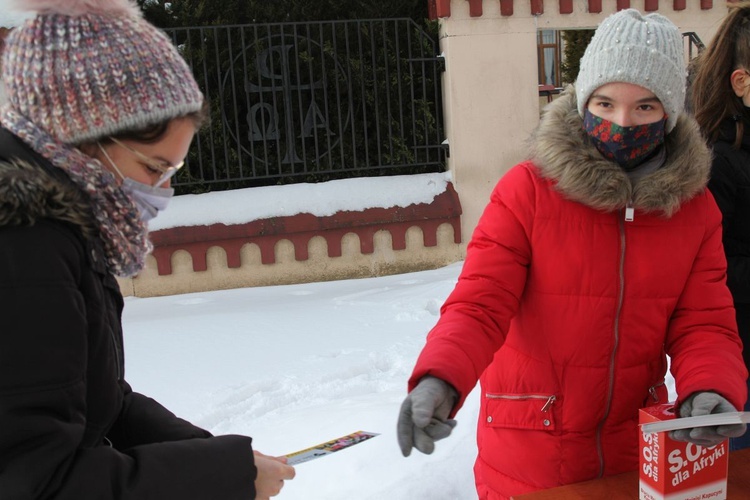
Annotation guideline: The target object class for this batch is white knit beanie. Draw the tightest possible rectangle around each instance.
[576,9,685,133]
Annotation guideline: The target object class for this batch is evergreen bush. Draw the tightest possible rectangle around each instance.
[560,29,594,86]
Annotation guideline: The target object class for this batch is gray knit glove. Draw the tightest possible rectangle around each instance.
[669,392,747,447]
[397,376,458,456]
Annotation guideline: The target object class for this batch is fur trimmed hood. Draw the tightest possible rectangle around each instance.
[0,158,96,238]
[528,86,710,216]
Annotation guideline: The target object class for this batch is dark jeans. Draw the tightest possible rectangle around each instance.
[730,303,750,452]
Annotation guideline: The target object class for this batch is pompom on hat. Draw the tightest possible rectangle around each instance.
[2,0,204,144]
[575,9,685,133]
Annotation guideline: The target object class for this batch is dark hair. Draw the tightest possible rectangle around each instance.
[107,99,210,145]
[691,2,750,148]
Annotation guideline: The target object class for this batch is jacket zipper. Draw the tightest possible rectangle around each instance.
[485,393,557,411]
[111,331,123,378]
[625,200,635,222]
[595,211,628,478]
[90,241,125,379]
[648,382,665,403]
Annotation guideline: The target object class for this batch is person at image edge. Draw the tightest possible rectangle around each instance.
[397,9,748,500]
[0,0,295,498]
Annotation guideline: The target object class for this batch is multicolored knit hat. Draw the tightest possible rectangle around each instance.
[0,0,204,277]
[2,0,204,144]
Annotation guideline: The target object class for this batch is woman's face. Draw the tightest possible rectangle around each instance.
[586,82,666,127]
[89,117,196,188]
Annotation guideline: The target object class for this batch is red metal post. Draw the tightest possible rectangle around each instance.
[673,0,686,10]
[700,0,713,8]
[644,0,659,11]
[531,0,544,15]
[617,0,631,10]
[588,0,602,13]
[499,0,514,16]
[467,0,483,17]
[560,0,573,14]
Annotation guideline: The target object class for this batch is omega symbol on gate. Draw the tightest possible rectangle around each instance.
[222,33,350,166]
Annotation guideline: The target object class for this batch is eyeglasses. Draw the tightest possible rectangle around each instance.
[109,137,185,187]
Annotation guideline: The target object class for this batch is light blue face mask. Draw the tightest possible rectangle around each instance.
[120,178,174,222]
[98,143,175,221]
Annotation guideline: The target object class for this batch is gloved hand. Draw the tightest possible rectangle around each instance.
[397,376,458,456]
[669,392,747,447]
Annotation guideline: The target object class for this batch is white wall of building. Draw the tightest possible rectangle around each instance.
[441,1,728,242]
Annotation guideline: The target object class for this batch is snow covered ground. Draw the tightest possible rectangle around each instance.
[121,170,678,498]
[120,172,477,498]
[123,258,678,499]
[123,261,482,499]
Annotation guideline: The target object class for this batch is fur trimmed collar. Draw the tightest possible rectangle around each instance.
[528,87,710,216]
[0,158,96,238]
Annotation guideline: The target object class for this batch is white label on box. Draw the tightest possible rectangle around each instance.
[639,478,727,500]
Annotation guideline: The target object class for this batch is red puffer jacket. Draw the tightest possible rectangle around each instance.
[408,90,747,499]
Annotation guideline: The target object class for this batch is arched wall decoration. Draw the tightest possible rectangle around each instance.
[148,183,462,276]
[427,0,727,19]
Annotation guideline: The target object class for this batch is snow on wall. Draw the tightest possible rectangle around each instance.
[150,172,453,231]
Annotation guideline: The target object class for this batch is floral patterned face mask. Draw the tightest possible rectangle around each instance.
[583,109,667,170]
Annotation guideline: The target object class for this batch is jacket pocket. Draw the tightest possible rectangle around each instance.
[483,392,558,431]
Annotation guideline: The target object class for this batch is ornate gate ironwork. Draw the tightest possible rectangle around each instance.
[166,19,445,191]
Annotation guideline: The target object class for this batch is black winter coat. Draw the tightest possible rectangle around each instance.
[709,119,750,365]
[0,128,257,499]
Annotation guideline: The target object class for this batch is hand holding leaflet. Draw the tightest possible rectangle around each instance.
[283,431,379,466]
[664,392,748,447]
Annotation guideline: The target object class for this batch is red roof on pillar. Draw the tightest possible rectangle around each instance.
[499,0,513,16]
[427,0,720,20]
[467,0,483,17]
[427,0,451,19]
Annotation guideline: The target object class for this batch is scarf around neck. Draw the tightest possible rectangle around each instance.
[1,109,151,277]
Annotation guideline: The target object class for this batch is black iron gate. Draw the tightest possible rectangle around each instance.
[165,19,446,192]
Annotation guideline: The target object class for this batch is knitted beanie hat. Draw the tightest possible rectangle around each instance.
[2,0,204,145]
[576,9,685,133]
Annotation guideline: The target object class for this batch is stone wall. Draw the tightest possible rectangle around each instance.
[118,182,463,297]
